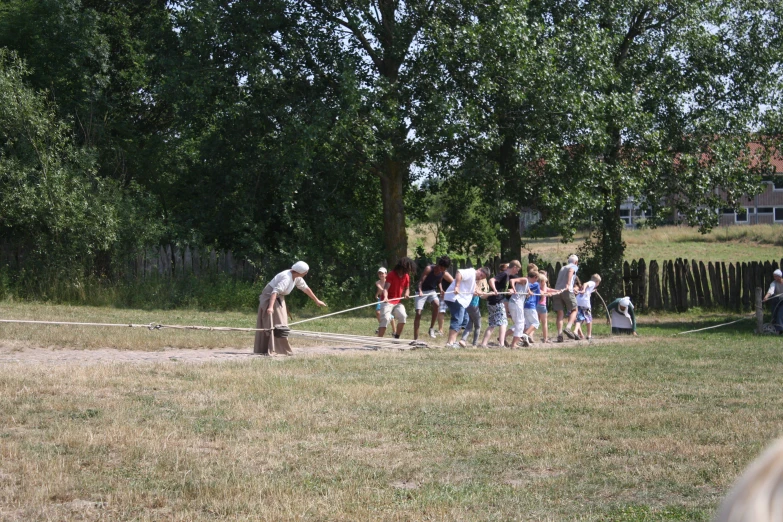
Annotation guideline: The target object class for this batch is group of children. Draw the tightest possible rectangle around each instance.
[372,254,637,346]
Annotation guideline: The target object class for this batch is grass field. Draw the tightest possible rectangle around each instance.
[524,225,783,265]
[1,302,782,520]
[410,224,783,264]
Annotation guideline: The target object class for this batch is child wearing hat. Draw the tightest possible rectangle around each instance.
[607,296,637,336]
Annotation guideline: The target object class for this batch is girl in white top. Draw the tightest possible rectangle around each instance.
[253,261,327,355]
[507,272,533,347]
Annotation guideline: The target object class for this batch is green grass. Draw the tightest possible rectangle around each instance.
[1,302,782,520]
[523,224,783,265]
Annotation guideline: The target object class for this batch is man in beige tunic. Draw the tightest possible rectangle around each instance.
[253,261,326,355]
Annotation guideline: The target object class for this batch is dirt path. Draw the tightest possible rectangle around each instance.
[0,335,640,366]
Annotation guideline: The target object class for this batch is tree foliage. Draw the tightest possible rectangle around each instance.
[0,0,781,301]
[0,50,119,270]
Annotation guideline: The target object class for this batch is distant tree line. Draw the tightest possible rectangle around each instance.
[1,0,782,297]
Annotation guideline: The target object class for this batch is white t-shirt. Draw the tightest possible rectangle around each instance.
[444,268,477,308]
[508,280,529,304]
[267,269,309,296]
[576,281,596,308]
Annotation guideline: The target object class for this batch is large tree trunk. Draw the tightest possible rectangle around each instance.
[597,190,625,297]
[501,212,522,262]
[497,132,520,262]
[379,158,408,266]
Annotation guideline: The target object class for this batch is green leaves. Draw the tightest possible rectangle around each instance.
[0,50,119,268]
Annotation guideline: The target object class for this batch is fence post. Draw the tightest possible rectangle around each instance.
[638,259,647,311]
[756,287,764,334]
[685,260,697,308]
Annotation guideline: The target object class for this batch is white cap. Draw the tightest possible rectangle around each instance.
[291,261,309,274]
[377,267,387,274]
[618,297,632,318]
[774,269,782,278]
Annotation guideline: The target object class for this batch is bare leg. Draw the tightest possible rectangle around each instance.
[396,321,405,337]
[377,326,386,337]
[556,310,565,334]
[480,327,494,347]
[524,325,536,341]
[566,308,578,331]
[413,310,423,340]
[430,301,439,329]
[539,312,548,341]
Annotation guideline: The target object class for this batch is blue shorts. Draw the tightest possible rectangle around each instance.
[576,307,592,323]
[536,304,547,315]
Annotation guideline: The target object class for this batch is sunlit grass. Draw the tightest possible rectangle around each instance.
[1,302,782,520]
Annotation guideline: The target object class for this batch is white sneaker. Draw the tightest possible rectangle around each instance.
[428,328,437,338]
[520,335,530,347]
[444,342,455,348]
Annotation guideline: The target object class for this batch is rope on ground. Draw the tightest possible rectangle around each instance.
[674,316,753,335]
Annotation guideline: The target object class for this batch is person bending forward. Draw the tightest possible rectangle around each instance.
[254,261,326,355]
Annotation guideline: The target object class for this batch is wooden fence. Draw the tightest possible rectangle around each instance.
[431,254,783,313]
[0,243,261,282]
[125,245,261,281]
[2,241,780,312]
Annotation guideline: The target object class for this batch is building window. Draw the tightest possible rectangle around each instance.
[736,209,749,223]
[722,208,735,215]
[758,207,773,214]
[774,178,783,191]
[776,208,783,222]
[619,209,631,217]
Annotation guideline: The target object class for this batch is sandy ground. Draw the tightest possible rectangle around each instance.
[0,335,638,366]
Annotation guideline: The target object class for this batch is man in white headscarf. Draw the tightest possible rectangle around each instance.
[253,261,326,355]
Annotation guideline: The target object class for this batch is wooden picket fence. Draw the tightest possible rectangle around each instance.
[428,254,783,313]
[125,245,260,281]
[1,240,780,312]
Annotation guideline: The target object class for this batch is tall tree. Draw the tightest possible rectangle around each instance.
[0,50,119,271]
[287,0,456,264]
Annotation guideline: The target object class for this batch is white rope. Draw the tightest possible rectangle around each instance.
[0,319,163,329]
[675,316,752,335]
[289,288,556,327]
[0,318,280,332]
[675,291,783,335]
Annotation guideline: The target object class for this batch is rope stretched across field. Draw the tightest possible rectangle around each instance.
[674,291,783,335]
[290,288,560,327]
[0,319,422,349]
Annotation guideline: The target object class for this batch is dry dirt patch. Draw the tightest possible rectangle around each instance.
[0,334,646,366]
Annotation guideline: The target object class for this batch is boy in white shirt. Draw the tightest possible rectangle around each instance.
[574,274,601,340]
